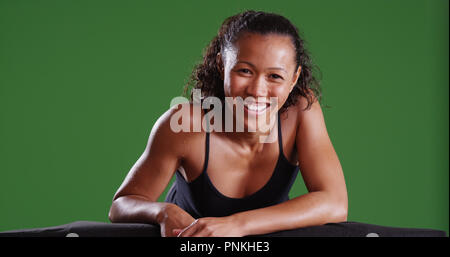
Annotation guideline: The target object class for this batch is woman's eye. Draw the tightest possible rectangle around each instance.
[270,74,283,80]
[239,69,251,74]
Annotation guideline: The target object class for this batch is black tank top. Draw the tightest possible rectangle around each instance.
[164,114,300,218]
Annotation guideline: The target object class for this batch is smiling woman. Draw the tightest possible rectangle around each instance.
[108,10,348,237]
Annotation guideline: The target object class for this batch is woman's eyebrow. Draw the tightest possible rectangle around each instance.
[236,60,256,67]
[267,67,287,73]
[237,61,287,73]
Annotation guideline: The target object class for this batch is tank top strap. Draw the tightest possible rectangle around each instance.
[202,131,210,174]
[277,112,284,155]
[202,110,211,174]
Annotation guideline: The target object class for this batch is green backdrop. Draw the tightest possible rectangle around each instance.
[0,0,448,235]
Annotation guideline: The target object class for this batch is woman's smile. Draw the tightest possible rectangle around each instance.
[243,100,271,116]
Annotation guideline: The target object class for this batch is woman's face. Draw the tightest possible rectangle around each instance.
[220,32,301,132]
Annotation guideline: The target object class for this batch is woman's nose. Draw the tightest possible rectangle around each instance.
[246,76,268,97]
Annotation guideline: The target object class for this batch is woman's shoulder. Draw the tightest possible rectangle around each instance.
[282,92,322,132]
[290,91,321,117]
[164,102,208,132]
[143,102,206,163]
[152,102,207,146]
[283,94,308,121]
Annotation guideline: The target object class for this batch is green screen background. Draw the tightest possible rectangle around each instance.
[0,0,448,235]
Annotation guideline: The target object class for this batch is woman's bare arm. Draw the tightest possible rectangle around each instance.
[108,105,189,225]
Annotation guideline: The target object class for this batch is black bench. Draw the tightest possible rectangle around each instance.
[0,221,446,237]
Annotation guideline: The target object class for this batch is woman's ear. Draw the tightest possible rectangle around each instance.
[216,53,224,80]
[291,65,302,90]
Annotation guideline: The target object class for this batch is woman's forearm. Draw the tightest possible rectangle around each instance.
[231,191,348,236]
[108,195,173,224]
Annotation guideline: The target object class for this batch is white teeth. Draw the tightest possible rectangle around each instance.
[245,103,268,112]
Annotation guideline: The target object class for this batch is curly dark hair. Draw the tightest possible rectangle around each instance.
[184,10,323,112]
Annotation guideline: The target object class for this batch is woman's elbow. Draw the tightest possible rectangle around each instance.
[335,207,348,222]
[108,199,121,223]
[331,198,348,222]
[325,192,348,223]
[108,204,115,223]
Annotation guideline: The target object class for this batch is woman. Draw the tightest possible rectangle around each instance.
[108,10,348,237]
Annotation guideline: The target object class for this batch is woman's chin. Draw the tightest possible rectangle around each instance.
[240,115,277,133]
